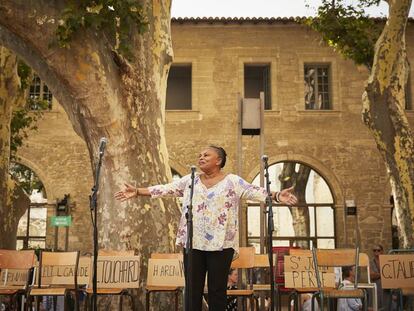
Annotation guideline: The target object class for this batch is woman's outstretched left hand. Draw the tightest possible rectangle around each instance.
[114,183,137,202]
[279,186,298,205]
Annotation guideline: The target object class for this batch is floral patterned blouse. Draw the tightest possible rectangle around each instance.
[148,173,268,253]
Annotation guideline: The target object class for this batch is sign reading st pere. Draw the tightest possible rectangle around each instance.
[284,254,335,289]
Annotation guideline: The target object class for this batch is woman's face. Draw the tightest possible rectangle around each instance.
[198,148,222,172]
[373,246,383,258]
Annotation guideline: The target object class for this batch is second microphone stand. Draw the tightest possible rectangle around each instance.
[185,166,196,311]
[89,142,105,311]
[263,156,276,310]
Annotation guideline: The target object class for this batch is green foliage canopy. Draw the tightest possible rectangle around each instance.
[56,0,148,59]
[303,0,383,69]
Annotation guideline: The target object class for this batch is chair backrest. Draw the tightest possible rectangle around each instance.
[254,254,269,268]
[99,250,135,256]
[314,248,358,267]
[289,249,311,257]
[151,253,182,260]
[358,252,371,284]
[312,247,360,289]
[39,251,79,287]
[0,249,36,287]
[231,247,255,269]
[147,253,184,287]
[0,249,36,270]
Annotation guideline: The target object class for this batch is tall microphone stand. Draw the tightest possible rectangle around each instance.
[89,138,106,311]
[262,155,276,311]
[185,166,196,311]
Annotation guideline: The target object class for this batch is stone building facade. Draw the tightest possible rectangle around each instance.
[17,18,414,254]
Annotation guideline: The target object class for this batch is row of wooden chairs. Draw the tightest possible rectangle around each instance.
[145,247,265,311]
[145,247,374,311]
[0,249,135,311]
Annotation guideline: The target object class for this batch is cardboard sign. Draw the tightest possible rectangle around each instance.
[284,255,335,288]
[147,258,185,287]
[379,254,414,289]
[0,269,29,286]
[93,256,140,288]
[40,256,91,285]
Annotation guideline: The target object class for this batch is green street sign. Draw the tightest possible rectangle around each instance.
[51,216,72,227]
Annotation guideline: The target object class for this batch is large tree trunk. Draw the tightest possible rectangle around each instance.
[279,162,311,248]
[0,1,179,307]
[0,46,30,249]
[362,0,414,248]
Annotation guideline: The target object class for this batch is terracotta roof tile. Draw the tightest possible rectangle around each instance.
[171,16,413,24]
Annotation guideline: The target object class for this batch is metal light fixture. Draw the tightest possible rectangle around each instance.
[57,194,69,214]
[345,199,357,216]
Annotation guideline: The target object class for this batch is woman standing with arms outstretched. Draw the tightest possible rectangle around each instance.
[115,146,297,311]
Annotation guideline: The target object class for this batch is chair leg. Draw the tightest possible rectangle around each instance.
[363,289,368,311]
[83,294,88,311]
[25,295,31,311]
[312,293,321,311]
[119,293,123,311]
[128,292,135,311]
[398,289,404,311]
[174,290,179,311]
[35,296,40,311]
[320,292,325,311]
[75,291,80,311]
[10,293,18,311]
[145,291,150,311]
[288,291,297,311]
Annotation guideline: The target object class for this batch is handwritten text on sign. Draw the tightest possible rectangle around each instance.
[40,256,91,285]
[0,269,29,286]
[147,258,185,287]
[38,256,140,288]
[94,256,140,288]
[379,254,414,289]
[284,255,335,288]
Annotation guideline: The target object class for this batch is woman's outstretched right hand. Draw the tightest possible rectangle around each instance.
[114,183,137,202]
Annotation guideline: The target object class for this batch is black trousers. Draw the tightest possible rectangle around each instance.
[183,248,234,311]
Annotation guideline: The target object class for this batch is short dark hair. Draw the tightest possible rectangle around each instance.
[342,266,355,278]
[209,145,227,168]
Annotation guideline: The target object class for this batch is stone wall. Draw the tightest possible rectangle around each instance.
[17,20,414,254]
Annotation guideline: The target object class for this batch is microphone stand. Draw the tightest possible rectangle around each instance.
[263,156,276,311]
[185,166,196,311]
[89,140,106,311]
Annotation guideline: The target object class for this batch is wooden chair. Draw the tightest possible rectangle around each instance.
[251,254,271,310]
[145,253,183,311]
[387,249,414,311]
[0,249,36,310]
[311,247,368,311]
[357,252,378,310]
[84,250,135,311]
[227,247,256,310]
[27,250,80,311]
[287,249,319,311]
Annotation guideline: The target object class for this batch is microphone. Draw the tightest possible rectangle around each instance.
[190,165,196,180]
[99,137,107,154]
